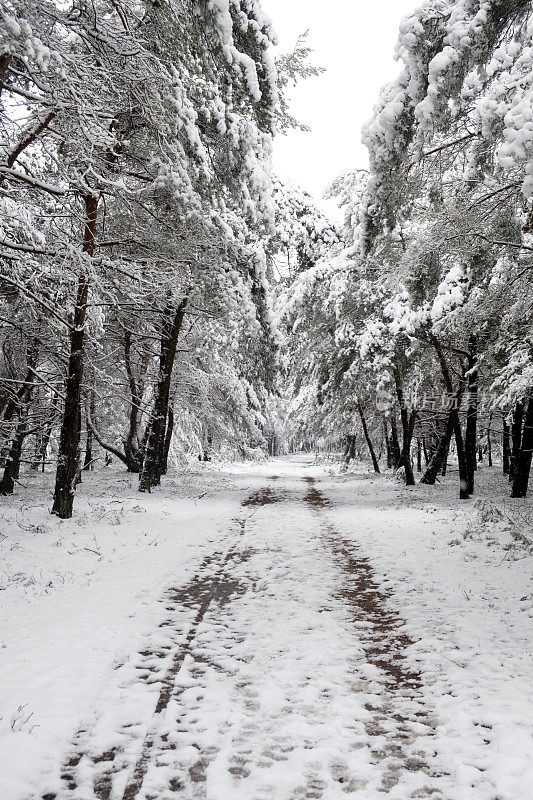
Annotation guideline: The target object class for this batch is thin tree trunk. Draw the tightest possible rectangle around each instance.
[429,333,469,499]
[464,335,478,495]
[416,439,422,472]
[343,434,356,464]
[0,413,27,495]
[52,193,98,518]
[395,376,415,485]
[441,436,450,476]
[502,419,511,475]
[420,412,454,485]
[342,435,351,463]
[389,413,401,469]
[487,412,493,467]
[422,437,429,466]
[357,402,380,473]
[139,296,188,493]
[509,401,524,482]
[511,392,533,498]
[83,389,95,470]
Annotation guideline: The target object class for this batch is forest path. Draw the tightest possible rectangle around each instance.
[42,460,446,800]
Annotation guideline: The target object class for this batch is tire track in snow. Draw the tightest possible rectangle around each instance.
[303,476,445,797]
[41,485,279,800]
[119,521,251,800]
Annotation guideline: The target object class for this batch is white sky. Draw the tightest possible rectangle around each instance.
[262,0,418,219]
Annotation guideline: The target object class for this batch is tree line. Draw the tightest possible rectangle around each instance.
[0,0,301,516]
[283,0,533,499]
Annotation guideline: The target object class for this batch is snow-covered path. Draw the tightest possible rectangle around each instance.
[41,466,442,800]
[1,458,532,800]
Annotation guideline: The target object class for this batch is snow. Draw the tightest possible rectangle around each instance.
[0,458,532,799]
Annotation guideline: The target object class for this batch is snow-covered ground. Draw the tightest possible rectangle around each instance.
[0,457,531,799]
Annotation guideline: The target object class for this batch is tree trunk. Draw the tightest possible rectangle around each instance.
[487,413,493,467]
[83,389,95,470]
[139,296,188,493]
[395,376,415,485]
[0,413,27,495]
[0,53,12,95]
[420,412,454,485]
[511,392,533,498]
[429,333,470,499]
[502,419,510,475]
[416,439,422,472]
[357,402,380,473]
[389,413,401,469]
[422,437,429,466]
[161,402,174,475]
[442,436,450,476]
[52,194,98,518]
[464,335,478,495]
[342,436,351,463]
[343,434,356,464]
[509,401,524,482]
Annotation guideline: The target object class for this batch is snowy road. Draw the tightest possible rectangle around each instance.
[1,458,532,799]
[44,467,442,800]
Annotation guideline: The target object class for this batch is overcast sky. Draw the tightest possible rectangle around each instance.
[262,0,418,218]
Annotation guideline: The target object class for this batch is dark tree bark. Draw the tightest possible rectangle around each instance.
[83,389,95,470]
[357,403,380,473]
[416,439,422,472]
[509,401,524,482]
[52,194,98,518]
[464,335,478,495]
[420,412,454,485]
[0,359,37,424]
[502,419,511,475]
[511,392,533,498]
[389,413,401,469]
[442,436,450,476]
[422,438,429,466]
[0,412,27,495]
[342,436,350,463]
[487,413,493,467]
[429,333,470,499]
[0,53,11,93]
[343,435,356,464]
[139,295,188,493]
[395,375,416,485]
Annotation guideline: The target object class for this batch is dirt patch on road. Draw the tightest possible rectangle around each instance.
[242,487,283,506]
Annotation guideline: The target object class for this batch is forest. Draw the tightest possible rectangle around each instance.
[1,0,533,513]
[0,2,532,800]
